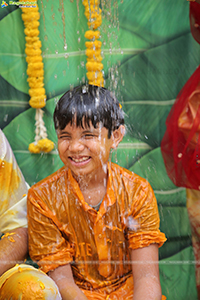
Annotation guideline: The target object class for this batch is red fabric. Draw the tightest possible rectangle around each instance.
[190,2,200,45]
[161,65,200,190]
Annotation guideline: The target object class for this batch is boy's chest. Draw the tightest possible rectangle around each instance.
[58,192,132,279]
[67,200,129,261]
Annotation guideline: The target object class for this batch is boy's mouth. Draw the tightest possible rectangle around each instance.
[69,156,91,163]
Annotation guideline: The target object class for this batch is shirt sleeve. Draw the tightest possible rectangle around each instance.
[125,178,166,250]
[27,185,74,273]
[0,130,28,234]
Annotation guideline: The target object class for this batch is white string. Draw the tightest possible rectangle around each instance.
[34,109,48,142]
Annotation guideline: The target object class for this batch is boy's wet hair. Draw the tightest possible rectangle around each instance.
[53,85,124,138]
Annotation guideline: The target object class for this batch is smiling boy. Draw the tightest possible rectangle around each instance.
[28,85,166,300]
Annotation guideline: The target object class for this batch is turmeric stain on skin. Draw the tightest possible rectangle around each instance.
[1,232,16,240]
[1,232,16,243]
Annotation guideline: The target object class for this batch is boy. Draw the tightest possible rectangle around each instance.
[28,85,166,300]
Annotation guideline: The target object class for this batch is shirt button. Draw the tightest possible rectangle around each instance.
[99,234,102,238]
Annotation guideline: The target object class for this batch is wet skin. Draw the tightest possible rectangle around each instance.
[56,122,124,193]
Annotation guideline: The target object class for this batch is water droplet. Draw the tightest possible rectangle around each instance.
[4,114,8,122]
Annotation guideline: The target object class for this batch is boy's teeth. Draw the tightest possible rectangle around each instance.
[72,157,89,162]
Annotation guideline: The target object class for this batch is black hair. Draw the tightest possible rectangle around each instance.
[53,85,124,138]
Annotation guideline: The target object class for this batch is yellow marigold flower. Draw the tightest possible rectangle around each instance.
[29,88,46,97]
[26,40,42,49]
[24,20,40,29]
[27,77,44,88]
[26,55,42,63]
[88,20,102,30]
[85,30,100,40]
[21,12,40,22]
[24,28,40,37]
[90,77,104,87]
[87,55,103,62]
[25,36,40,44]
[85,40,102,49]
[82,0,99,6]
[38,138,54,153]
[21,1,54,153]
[27,68,44,77]
[86,61,103,71]
[25,47,41,56]
[27,62,44,71]
[85,7,102,17]
[86,71,103,81]
[28,142,41,154]
[29,95,46,109]
[86,48,101,58]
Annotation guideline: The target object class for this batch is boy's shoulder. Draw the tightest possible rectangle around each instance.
[111,162,147,182]
[29,166,67,191]
[110,162,151,190]
[110,163,154,204]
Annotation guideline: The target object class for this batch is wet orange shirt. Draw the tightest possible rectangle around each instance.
[28,162,166,299]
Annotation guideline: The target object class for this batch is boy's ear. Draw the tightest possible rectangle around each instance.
[111,125,125,149]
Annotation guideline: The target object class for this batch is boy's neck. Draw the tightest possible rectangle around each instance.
[72,166,108,206]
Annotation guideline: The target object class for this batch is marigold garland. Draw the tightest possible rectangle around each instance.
[21,1,54,154]
[82,0,104,87]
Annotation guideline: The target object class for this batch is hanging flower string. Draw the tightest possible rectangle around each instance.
[82,0,104,87]
[21,1,54,154]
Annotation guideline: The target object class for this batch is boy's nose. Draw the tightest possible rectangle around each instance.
[68,139,84,152]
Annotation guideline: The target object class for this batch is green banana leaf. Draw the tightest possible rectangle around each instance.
[160,246,197,300]
[0,75,29,129]
[0,0,197,101]
[130,147,177,191]
[111,133,152,169]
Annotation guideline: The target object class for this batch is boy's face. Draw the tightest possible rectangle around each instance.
[56,121,124,180]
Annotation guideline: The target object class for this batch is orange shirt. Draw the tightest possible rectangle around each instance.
[28,162,166,299]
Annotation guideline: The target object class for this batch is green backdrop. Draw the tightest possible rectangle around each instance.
[0,1,199,299]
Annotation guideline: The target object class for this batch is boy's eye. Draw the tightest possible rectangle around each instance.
[83,134,95,139]
[59,135,70,140]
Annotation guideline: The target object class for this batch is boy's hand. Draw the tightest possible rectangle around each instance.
[49,264,88,300]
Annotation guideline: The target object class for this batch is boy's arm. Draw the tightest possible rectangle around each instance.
[131,243,162,300]
[0,227,28,276]
[48,264,88,300]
